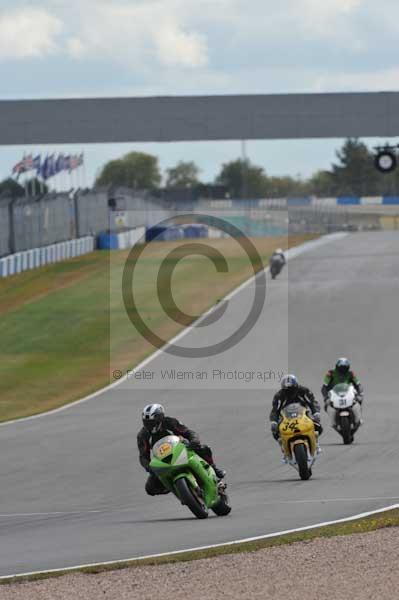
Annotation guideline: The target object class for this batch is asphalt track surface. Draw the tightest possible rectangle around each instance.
[1,231,399,576]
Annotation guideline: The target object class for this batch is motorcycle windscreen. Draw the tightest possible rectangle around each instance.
[152,435,180,460]
[282,403,306,419]
[332,383,350,395]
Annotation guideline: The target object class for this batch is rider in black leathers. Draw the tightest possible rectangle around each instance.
[269,375,322,440]
[138,404,225,495]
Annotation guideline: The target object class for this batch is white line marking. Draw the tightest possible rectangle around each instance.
[0,233,347,428]
[0,501,397,581]
[0,510,105,518]
[1,493,399,518]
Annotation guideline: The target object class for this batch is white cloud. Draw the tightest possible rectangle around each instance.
[155,20,207,67]
[0,8,62,60]
[67,37,85,59]
[64,1,208,69]
[313,67,399,93]
[1,0,399,98]
[295,0,363,47]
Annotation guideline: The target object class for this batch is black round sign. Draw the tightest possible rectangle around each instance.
[374,150,397,173]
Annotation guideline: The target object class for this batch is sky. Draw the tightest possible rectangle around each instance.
[1,0,398,186]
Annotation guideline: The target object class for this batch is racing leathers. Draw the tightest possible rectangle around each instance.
[137,416,222,495]
[271,250,286,265]
[269,385,322,440]
[321,369,363,403]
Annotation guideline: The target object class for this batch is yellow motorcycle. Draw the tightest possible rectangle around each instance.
[278,403,319,480]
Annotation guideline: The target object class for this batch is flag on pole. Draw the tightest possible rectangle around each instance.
[33,155,41,175]
[40,155,49,180]
[24,154,34,170]
[47,154,55,179]
[55,154,65,174]
[69,155,80,171]
[63,155,71,172]
[12,159,26,178]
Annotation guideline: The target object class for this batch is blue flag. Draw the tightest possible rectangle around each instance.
[33,155,41,175]
[47,154,55,178]
[40,155,49,180]
[55,153,65,174]
[63,155,71,172]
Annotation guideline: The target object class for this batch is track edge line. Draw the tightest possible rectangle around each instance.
[1,500,397,583]
[0,232,346,428]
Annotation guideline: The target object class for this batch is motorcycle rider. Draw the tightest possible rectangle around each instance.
[321,357,363,428]
[138,404,226,496]
[269,248,286,279]
[269,374,322,441]
[271,248,286,264]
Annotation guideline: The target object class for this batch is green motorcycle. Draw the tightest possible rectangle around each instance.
[149,435,231,519]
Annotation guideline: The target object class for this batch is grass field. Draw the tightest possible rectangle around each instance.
[0,234,315,422]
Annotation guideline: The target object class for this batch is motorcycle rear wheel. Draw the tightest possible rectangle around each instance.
[294,443,312,480]
[175,478,209,519]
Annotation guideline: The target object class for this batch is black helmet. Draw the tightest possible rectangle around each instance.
[281,374,298,397]
[336,357,350,375]
[142,404,165,434]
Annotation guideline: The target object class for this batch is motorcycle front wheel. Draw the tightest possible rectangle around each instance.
[212,492,232,516]
[175,478,209,519]
[294,443,312,480]
[340,415,353,445]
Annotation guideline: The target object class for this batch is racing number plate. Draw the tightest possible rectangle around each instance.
[282,420,301,433]
[157,442,172,458]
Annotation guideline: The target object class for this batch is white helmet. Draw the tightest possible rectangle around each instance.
[275,248,283,254]
[142,404,165,434]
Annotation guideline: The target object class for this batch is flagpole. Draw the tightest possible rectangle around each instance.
[82,151,86,189]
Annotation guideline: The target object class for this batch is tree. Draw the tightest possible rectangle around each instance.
[96,152,161,189]
[268,175,309,197]
[329,138,379,196]
[0,178,25,198]
[215,159,269,198]
[165,161,201,188]
[307,170,334,197]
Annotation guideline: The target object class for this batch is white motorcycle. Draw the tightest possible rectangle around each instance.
[327,383,362,444]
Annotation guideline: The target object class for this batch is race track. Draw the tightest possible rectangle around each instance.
[1,231,399,577]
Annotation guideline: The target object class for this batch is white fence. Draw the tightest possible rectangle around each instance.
[116,227,145,249]
[0,236,94,278]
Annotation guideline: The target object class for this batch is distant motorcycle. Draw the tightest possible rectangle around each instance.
[327,383,362,445]
[270,255,285,279]
[149,435,231,519]
[278,403,319,480]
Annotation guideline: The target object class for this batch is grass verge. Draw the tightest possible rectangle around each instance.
[2,506,398,585]
[0,234,315,423]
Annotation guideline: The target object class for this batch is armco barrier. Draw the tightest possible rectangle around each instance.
[0,236,94,278]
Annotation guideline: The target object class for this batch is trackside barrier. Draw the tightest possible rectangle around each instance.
[239,197,399,208]
[117,227,146,249]
[99,225,214,249]
[145,225,185,242]
[97,227,146,250]
[0,236,95,278]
